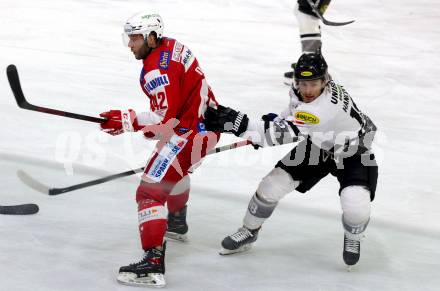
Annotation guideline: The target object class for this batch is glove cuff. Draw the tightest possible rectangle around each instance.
[121,109,136,132]
[234,112,249,136]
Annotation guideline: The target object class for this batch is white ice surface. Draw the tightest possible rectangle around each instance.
[1,0,439,290]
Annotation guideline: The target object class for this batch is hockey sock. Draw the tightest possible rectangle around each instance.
[167,176,190,213]
[243,193,278,230]
[342,216,370,235]
[138,199,168,250]
[340,186,371,234]
[166,189,189,214]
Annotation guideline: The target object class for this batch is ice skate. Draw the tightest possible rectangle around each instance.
[117,243,166,287]
[165,206,188,242]
[343,232,361,269]
[219,227,260,255]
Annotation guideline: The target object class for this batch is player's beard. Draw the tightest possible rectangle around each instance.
[136,43,152,60]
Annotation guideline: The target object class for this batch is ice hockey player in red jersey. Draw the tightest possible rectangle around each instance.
[99,12,219,287]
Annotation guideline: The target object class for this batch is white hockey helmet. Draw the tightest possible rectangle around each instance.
[122,12,164,46]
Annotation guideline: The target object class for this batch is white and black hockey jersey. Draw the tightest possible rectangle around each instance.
[246,80,376,156]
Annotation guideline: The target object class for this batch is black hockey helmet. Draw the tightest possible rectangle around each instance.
[294,52,328,81]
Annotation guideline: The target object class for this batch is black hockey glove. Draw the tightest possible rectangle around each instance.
[298,0,331,16]
[204,105,249,137]
[261,113,279,122]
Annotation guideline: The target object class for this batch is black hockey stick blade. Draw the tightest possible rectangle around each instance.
[321,17,354,26]
[17,168,144,196]
[306,0,355,26]
[6,64,106,123]
[0,204,39,215]
[6,65,28,109]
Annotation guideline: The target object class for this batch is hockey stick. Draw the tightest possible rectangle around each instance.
[17,140,253,196]
[6,64,106,123]
[306,0,355,26]
[0,203,39,215]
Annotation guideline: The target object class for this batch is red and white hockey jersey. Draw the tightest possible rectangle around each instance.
[137,37,218,134]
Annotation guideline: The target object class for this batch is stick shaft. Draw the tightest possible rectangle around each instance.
[48,140,252,195]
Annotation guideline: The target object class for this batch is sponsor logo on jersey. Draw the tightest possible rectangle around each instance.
[178,127,189,134]
[182,49,193,65]
[294,111,320,124]
[158,51,171,70]
[175,140,186,149]
[181,48,195,71]
[153,157,170,178]
[146,135,188,182]
[301,71,313,77]
[172,41,184,62]
[329,81,351,112]
[144,74,170,94]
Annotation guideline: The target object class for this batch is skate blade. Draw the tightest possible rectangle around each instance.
[117,272,165,288]
[165,231,188,242]
[219,244,252,255]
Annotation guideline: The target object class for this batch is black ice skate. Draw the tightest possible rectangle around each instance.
[117,242,166,287]
[165,205,188,242]
[219,227,260,255]
[343,232,361,269]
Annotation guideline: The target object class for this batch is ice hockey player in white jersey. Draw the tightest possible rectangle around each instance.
[204,52,378,268]
[284,0,331,84]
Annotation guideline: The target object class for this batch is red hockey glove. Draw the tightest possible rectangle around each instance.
[99,109,140,136]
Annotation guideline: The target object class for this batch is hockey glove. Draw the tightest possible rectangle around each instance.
[261,113,279,122]
[204,105,249,137]
[298,0,331,16]
[99,109,141,136]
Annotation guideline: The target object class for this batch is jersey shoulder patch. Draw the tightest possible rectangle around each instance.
[171,41,184,62]
[158,51,171,70]
[170,41,195,72]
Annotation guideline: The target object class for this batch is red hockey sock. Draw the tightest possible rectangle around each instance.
[166,189,190,214]
[137,199,168,250]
